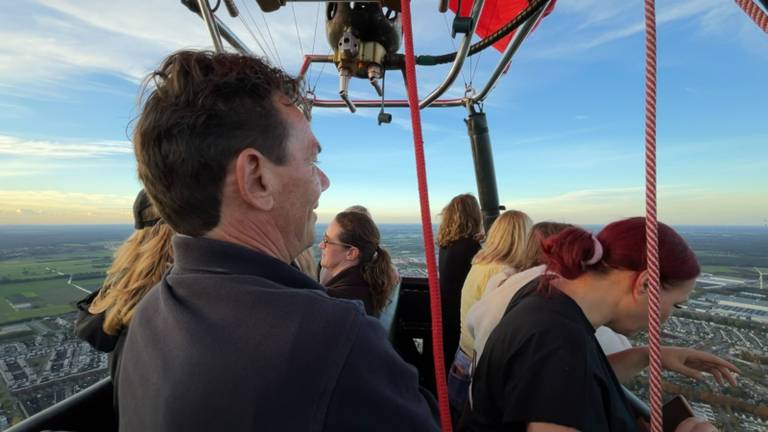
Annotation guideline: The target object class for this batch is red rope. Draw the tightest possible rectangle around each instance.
[643,0,663,431]
[735,0,768,32]
[400,1,453,431]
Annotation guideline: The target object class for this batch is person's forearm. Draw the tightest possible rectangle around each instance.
[607,346,650,383]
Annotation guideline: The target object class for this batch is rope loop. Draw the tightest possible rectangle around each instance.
[735,0,768,32]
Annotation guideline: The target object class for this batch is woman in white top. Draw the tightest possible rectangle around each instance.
[467,222,572,368]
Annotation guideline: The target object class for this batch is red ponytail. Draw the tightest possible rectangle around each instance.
[540,217,699,287]
[540,228,598,279]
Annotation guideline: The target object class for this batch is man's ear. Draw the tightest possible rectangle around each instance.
[235,148,276,211]
[632,269,650,300]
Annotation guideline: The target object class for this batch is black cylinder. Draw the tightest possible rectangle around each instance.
[326,2,402,55]
[466,111,501,232]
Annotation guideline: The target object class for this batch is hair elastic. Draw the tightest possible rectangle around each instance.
[584,235,604,266]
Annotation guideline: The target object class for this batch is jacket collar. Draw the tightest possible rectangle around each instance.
[171,235,324,291]
[324,265,367,289]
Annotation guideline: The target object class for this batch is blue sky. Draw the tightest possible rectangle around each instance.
[0,0,766,225]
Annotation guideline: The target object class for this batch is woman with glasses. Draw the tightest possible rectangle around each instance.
[319,211,398,317]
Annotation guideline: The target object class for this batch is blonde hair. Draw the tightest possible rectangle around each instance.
[294,247,317,279]
[437,194,483,248]
[89,208,174,335]
[520,222,573,270]
[472,210,532,268]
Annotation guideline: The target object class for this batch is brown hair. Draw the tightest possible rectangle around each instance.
[89,200,174,335]
[133,50,302,236]
[520,222,574,270]
[334,211,398,314]
[437,194,482,248]
[472,210,532,268]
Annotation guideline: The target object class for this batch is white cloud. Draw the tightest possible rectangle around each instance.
[531,0,739,58]
[0,160,46,178]
[503,186,768,225]
[0,189,134,224]
[0,8,176,87]
[0,1,268,98]
[0,0,487,103]
[556,1,634,28]
[504,186,645,222]
[0,135,131,158]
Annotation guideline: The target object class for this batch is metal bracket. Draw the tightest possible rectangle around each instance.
[182,0,252,54]
[452,17,474,37]
[471,0,551,104]
[419,0,485,109]
[297,55,467,109]
[377,111,393,125]
[338,68,357,113]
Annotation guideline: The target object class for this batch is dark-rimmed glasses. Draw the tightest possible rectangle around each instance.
[320,235,352,248]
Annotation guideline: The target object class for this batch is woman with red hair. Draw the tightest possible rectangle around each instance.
[464,218,738,432]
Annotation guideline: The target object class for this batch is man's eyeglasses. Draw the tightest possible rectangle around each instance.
[320,235,352,248]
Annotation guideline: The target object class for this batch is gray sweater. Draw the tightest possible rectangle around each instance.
[118,235,438,431]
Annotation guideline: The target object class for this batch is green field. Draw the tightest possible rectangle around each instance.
[0,251,111,280]
[701,265,737,273]
[700,265,765,279]
[0,278,87,323]
[0,252,110,324]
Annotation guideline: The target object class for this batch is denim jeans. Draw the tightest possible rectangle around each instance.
[447,348,473,412]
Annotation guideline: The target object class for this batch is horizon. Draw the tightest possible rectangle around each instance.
[1,1,766,225]
[1,222,767,228]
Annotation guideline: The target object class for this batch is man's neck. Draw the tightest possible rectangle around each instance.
[206,216,292,263]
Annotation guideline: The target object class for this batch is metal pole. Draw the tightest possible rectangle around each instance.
[197,0,225,53]
[465,105,500,231]
[215,16,252,54]
[182,0,250,53]
[419,0,485,109]
[312,98,466,108]
[472,0,550,103]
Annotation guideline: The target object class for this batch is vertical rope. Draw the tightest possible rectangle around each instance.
[643,0,663,431]
[735,0,768,32]
[400,1,453,431]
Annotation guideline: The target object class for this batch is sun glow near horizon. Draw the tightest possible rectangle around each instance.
[1,186,765,226]
[1,0,766,226]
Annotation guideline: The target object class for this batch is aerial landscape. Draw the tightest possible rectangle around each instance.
[0,223,765,430]
[1,0,765,430]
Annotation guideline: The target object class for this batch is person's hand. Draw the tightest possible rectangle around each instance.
[674,417,718,432]
[474,232,485,242]
[661,346,739,386]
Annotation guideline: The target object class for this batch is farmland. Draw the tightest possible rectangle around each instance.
[0,225,129,325]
